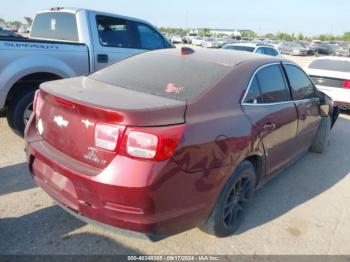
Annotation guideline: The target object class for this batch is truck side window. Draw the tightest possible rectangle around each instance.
[136,23,165,50]
[96,15,132,48]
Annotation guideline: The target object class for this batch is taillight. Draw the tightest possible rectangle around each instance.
[95,124,125,151]
[33,90,44,118]
[343,80,350,89]
[127,131,158,159]
[120,124,185,161]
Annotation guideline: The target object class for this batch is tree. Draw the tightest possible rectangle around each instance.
[24,17,33,26]
[198,28,211,36]
[265,33,275,39]
[297,33,304,40]
[342,32,350,41]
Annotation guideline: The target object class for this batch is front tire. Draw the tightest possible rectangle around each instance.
[309,116,331,153]
[200,160,256,237]
[7,89,35,137]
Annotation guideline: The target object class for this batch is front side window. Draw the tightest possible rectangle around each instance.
[257,65,290,103]
[96,15,132,48]
[255,48,264,54]
[136,23,164,50]
[284,64,316,100]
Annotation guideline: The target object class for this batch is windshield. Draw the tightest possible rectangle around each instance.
[308,59,350,73]
[223,45,255,52]
[89,52,231,101]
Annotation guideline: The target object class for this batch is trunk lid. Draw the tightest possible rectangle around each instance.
[38,77,186,169]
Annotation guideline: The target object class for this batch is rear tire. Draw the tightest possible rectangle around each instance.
[199,160,256,237]
[309,116,331,153]
[7,89,35,137]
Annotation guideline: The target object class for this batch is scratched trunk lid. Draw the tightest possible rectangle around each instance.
[37,77,186,169]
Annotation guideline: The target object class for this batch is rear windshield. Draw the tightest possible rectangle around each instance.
[31,12,78,41]
[89,53,231,101]
[308,59,350,73]
[223,45,255,52]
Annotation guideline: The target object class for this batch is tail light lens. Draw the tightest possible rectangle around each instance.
[343,80,350,89]
[95,124,125,151]
[33,90,44,118]
[127,131,158,159]
[120,124,185,161]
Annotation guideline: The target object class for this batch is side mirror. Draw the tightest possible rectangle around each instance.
[317,91,331,117]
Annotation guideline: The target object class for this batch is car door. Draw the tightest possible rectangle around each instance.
[242,63,299,176]
[89,14,145,71]
[283,63,321,152]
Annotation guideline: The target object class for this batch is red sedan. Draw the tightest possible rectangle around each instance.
[25,48,338,240]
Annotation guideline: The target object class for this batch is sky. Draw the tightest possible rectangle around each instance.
[0,0,349,36]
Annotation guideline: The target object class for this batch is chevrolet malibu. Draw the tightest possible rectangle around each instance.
[25,48,338,240]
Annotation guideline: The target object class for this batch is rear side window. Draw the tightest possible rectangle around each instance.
[244,77,262,104]
[308,59,350,73]
[284,65,316,100]
[96,15,134,48]
[31,12,78,41]
[257,65,290,103]
[89,53,231,101]
[136,23,165,50]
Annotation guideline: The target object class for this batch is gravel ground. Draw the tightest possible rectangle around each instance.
[0,55,349,255]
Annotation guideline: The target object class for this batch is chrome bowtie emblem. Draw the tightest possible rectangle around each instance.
[317,78,325,84]
[53,115,68,128]
[82,119,94,128]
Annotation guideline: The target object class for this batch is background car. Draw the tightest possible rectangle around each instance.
[191,37,205,46]
[170,35,183,44]
[280,42,308,56]
[223,43,281,57]
[306,57,350,109]
[202,37,220,48]
[0,27,22,37]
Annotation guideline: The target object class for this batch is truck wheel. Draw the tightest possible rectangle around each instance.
[199,160,256,237]
[309,116,331,153]
[7,89,35,137]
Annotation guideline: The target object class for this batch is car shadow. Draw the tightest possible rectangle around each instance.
[0,162,37,196]
[236,117,350,235]
[0,205,142,255]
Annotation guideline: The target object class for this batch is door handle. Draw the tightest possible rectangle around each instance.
[263,123,276,132]
[97,54,108,63]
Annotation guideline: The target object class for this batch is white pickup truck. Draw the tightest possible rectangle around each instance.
[0,7,173,135]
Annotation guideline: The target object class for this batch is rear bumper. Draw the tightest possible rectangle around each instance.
[25,117,229,238]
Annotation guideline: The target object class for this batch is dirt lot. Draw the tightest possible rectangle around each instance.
[0,55,350,255]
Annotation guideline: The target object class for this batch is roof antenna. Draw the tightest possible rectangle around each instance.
[181,47,195,55]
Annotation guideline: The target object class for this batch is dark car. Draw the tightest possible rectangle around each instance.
[280,41,308,56]
[0,27,22,37]
[25,48,338,240]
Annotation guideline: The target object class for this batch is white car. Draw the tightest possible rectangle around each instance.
[202,38,219,48]
[222,43,281,57]
[171,35,183,44]
[192,37,204,46]
[306,57,350,109]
